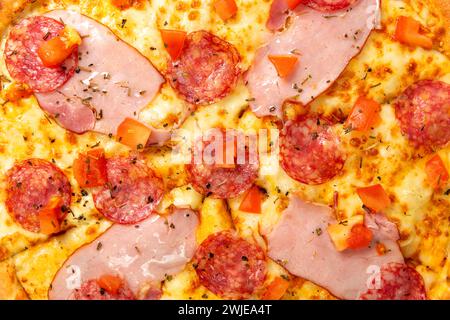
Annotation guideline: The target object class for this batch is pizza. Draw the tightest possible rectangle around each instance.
[0,0,449,301]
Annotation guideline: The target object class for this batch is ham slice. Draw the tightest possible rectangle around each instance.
[246,0,379,118]
[35,10,164,135]
[266,0,290,31]
[49,208,198,300]
[266,196,404,300]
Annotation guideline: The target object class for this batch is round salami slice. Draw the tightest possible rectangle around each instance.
[193,231,267,299]
[360,263,427,300]
[92,156,164,224]
[280,115,346,185]
[167,31,241,105]
[394,80,450,148]
[186,129,259,199]
[74,279,135,300]
[5,16,78,93]
[5,159,72,233]
[304,0,358,12]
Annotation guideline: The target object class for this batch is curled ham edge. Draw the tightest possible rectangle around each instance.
[48,208,199,300]
[263,195,405,300]
[246,0,381,118]
[32,10,181,147]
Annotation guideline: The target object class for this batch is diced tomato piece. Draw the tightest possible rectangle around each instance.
[261,277,289,300]
[97,274,123,295]
[39,196,63,235]
[214,0,238,21]
[160,29,187,60]
[347,223,373,250]
[286,0,303,10]
[111,0,134,10]
[425,154,449,189]
[356,184,391,212]
[38,37,71,67]
[239,185,263,214]
[116,118,152,150]
[4,83,33,102]
[73,148,107,188]
[38,26,81,68]
[345,96,381,132]
[268,55,298,78]
[394,16,432,49]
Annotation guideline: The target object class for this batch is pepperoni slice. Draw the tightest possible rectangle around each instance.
[92,156,164,224]
[394,80,450,148]
[193,231,267,299]
[5,159,72,233]
[167,31,241,105]
[186,129,259,199]
[5,16,78,93]
[74,279,135,300]
[360,263,427,300]
[304,0,358,12]
[280,115,346,185]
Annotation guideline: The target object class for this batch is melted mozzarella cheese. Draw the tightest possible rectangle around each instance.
[13,221,110,300]
[0,258,28,299]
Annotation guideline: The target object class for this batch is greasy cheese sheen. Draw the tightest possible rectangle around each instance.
[0,0,448,300]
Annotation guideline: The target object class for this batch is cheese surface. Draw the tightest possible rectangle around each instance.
[0,0,448,300]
